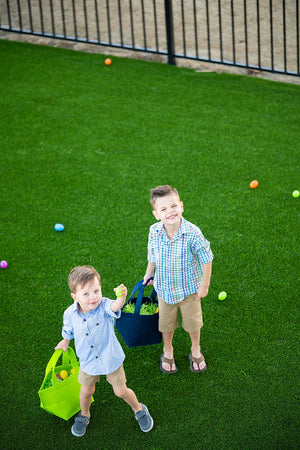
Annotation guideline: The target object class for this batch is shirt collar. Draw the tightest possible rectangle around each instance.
[180,217,189,234]
[157,217,188,239]
[71,300,103,317]
[71,301,80,312]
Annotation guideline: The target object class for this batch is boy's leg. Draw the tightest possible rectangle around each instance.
[180,294,206,371]
[113,384,142,412]
[161,331,176,372]
[78,369,99,418]
[189,329,206,371]
[113,385,153,432]
[107,365,141,412]
[108,366,153,432]
[158,295,178,372]
[71,379,96,437]
[80,384,95,418]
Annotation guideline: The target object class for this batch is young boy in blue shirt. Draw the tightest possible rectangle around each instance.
[143,185,213,374]
[55,265,153,437]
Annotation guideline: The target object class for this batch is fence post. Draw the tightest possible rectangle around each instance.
[164,0,175,65]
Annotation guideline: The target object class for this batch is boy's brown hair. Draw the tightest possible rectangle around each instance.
[68,266,101,293]
[150,185,179,209]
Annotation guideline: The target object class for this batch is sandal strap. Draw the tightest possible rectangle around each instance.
[161,356,175,365]
[190,353,205,365]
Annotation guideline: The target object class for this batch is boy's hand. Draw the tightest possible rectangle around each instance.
[143,275,154,286]
[143,262,156,285]
[112,284,127,312]
[55,339,70,352]
[114,284,127,299]
[196,285,209,301]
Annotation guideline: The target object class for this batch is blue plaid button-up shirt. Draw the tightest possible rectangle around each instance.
[147,217,213,304]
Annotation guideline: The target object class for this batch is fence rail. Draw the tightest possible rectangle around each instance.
[0,0,299,77]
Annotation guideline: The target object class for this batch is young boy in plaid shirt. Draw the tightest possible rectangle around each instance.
[143,185,213,373]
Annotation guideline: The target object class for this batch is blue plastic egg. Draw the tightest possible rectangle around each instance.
[54,223,64,232]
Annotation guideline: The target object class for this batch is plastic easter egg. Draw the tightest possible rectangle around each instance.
[60,370,69,380]
[218,291,227,301]
[250,180,259,189]
[54,223,64,231]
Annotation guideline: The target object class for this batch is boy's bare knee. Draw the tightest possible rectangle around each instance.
[81,384,95,398]
[113,385,127,399]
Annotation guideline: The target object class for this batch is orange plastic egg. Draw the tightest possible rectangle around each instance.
[250,180,259,189]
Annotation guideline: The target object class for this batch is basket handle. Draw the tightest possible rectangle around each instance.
[44,348,78,385]
[126,278,156,315]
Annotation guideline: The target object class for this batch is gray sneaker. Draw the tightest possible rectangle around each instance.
[71,413,90,437]
[135,404,154,432]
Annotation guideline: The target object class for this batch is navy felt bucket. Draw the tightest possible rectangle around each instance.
[116,279,162,347]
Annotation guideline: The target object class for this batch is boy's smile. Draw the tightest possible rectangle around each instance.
[152,193,183,232]
[71,277,103,315]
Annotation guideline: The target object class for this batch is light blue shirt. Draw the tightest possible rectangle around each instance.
[148,217,213,304]
[61,298,125,376]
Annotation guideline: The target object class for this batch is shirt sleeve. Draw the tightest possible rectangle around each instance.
[104,298,121,319]
[61,308,74,340]
[191,228,214,265]
[147,225,156,263]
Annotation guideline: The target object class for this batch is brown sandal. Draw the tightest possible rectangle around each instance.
[160,354,177,373]
[189,353,207,373]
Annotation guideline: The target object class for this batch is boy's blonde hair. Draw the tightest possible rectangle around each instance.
[150,185,179,209]
[68,266,101,293]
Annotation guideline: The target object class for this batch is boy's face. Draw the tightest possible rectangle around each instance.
[71,276,102,315]
[152,193,183,228]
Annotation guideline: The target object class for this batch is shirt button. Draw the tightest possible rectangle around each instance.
[83,319,86,322]
[91,345,94,348]
[86,333,89,336]
[96,356,98,359]
[96,323,99,326]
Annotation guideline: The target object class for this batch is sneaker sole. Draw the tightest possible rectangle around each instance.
[141,416,154,433]
[71,424,89,437]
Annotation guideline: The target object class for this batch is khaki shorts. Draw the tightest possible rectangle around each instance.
[158,293,203,333]
[78,364,126,387]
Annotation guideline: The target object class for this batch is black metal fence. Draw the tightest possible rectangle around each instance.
[0,0,299,77]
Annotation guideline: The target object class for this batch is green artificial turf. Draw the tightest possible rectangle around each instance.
[0,39,299,449]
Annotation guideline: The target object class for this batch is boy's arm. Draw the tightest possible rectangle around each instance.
[111,284,127,313]
[55,309,73,352]
[143,261,156,285]
[196,261,212,300]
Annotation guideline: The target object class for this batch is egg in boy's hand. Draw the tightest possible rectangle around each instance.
[114,285,127,298]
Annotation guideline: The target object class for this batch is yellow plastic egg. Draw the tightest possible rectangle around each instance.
[60,370,69,380]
